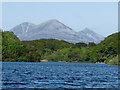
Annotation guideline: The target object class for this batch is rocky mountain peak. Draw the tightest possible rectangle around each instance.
[10,19,104,43]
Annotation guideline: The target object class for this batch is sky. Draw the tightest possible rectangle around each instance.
[1,2,118,36]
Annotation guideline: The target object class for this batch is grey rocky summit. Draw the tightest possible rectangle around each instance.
[77,28,104,43]
[10,19,104,43]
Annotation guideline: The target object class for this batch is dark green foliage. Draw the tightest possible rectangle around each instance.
[2,31,24,61]
[88,42,96,47]
[93,32,119,63]
[2,31,73,62]
[43,32,120,64]
[2,31,120,65]
[74,42,87,48]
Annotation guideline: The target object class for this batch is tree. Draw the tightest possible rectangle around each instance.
[75,42,87,48]
[88,42,96,47]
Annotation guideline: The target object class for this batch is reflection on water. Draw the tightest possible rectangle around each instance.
[2,62,118,88]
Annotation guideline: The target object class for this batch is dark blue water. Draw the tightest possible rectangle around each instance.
[2,62,119,88]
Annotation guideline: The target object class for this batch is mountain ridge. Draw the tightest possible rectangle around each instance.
[10,19,104,43]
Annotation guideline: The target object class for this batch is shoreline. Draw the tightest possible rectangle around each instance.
[0,61,119,65]
[1,61,107,64]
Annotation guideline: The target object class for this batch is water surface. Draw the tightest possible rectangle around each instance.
[2,62,119,88]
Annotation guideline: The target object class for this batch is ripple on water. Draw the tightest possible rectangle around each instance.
[2,62,119,88]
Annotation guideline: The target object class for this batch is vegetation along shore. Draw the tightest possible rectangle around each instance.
[1,31,120,65]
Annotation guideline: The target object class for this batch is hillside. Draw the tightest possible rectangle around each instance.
[41,32,119,64]
[108,55,119,65]
[2,31,74,61]
[2,31,119,65]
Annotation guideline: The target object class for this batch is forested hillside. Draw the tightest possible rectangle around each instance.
[2,31,74,62]
[2,31,120,65]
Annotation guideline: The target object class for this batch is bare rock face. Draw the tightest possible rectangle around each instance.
[10,19,104,43]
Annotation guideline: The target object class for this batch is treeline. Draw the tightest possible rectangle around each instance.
[2,31,120,65]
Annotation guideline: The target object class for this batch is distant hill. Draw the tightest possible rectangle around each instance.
[2,31,119,65]
[43,32,119,64]
[78,28,104,43]
[10,19,104,43]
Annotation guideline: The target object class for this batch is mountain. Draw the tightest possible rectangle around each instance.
[10,22,36,38]
[78,28,104,43]
[10,19,104,43]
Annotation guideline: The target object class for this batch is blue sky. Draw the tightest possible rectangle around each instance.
[2,2,118,36]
